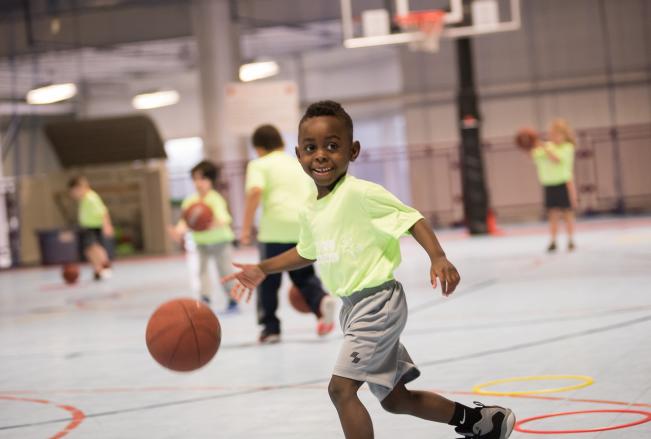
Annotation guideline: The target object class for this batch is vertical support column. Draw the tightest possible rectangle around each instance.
[191,0,243,164]
[0,144,12,268]
[456,0,489,234]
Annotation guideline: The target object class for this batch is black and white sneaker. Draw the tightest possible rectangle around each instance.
[455,402,515,439]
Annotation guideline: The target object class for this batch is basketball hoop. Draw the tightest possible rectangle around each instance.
[395,10,445,52]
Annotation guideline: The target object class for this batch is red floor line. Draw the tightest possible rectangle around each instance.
[0,395,85,438]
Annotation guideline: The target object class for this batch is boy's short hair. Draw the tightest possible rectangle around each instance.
[299,100,354,140]
[252,124,284,151]
[67,175,88,189]
[191,160,219,185]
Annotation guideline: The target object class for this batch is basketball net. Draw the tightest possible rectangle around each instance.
[395,10,445,53]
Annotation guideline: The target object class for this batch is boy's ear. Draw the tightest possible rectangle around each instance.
[294,146,300,159]
[350,141,361,162]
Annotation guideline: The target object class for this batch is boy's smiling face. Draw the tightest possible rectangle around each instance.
[296,115,360,198]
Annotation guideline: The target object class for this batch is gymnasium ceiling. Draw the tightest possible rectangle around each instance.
[0,0,360,104]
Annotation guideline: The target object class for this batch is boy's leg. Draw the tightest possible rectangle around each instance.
[328,375,373,439]
[85,243,107,273]
[82,229,109,277]
[196,245,211,303]
[380,381,454,422]
[287,264,327,316]
[255,243,290,338]
[213,242,238,307]
[547,208,560,251]
[287,258,336,335]
[381,382,515,438]
[563,209,576,249]
[256,272,282,337]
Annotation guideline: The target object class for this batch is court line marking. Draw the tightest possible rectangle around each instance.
[1,313,650,431]
[472,375,594,396]
[515,409,651,434]
[0,395,85,438]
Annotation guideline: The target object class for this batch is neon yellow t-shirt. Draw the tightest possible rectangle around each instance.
[531,141,575,186]
[79,190,107,228]
[296,175,423,297]
[181,190,235,245]
[245,150,314,243]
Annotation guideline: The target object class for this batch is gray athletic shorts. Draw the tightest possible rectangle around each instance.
[333,280,420,401]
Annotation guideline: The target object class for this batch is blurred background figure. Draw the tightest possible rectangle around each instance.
[531,119,577,252]
[241,124,335,343]
[169,160,238,312]
[68,175,113,280]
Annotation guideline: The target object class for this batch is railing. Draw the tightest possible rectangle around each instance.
[169,123,651,229]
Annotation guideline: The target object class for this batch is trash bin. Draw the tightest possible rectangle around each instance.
[36,229,79,265]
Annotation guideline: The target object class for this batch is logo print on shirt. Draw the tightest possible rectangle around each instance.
[339,235,363,260]
[316,240,339,264]
[350,352,361,364]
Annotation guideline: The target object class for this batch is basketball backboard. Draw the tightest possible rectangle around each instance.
[340,0,521,50]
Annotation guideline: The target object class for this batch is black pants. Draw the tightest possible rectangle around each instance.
[257,242,327,334]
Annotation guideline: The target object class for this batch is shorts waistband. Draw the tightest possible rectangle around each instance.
[340,280,397,307]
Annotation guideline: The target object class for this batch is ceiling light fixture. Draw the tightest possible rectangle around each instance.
[26,83,77,105]
[239,60,279,82]
[132,90,180,110]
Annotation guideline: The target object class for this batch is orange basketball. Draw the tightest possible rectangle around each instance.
[62,263,79,284]
[183,202,213,231]
[288,285,311,314]
[145,298,221,372]
[515,127,539,152]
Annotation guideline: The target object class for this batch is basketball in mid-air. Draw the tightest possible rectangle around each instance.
[145,298,221,372]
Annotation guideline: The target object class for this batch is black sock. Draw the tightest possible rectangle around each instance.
[448,402,480,428]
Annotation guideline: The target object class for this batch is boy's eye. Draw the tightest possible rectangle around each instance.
[326,142,338,151]
[304,144,316,152]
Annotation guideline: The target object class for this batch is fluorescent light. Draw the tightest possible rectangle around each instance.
[26,83,77,105]
[239,61,279,82]
[132,90,179,110]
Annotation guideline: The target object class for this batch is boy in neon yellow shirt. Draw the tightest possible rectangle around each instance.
[224,101,515,438]
[68,176,113,280]
[169,160,237,311]
[531,118,577,252]
[241,124,335,343]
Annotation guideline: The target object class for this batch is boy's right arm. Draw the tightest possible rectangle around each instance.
[240,187,262,245]
[168,220,187,243]
[222,247,314,302]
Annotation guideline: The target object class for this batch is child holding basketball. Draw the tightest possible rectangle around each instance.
[224,101,515,439]
[531,119,577,252]
[241,124,335,343]
[68,176,113,281]
[169,160,238,311]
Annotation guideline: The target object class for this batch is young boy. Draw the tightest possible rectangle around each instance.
[224,101,515,438]
[241,124,336,343]
[68,176,113,280]
[169,160,238,311]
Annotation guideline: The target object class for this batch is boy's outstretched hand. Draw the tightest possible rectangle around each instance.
[430,256,460,297]
[221,263,266,303]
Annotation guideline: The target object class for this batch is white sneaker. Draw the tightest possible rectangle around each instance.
[99,268,113,280]
[317,295,336,337]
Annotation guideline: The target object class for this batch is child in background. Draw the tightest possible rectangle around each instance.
[224,101,515,439]
[169,160,238,312]
[241,124,335,343]
[532,118,577,252]
[68,176,113,280]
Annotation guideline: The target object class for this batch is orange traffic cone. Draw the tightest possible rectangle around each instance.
[486,208,504,236]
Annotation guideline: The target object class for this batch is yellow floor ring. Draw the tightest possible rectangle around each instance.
[473,375,594,396]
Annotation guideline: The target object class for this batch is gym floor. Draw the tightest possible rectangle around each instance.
[1,216,650,438]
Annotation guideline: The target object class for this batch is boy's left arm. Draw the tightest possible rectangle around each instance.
[409,218,460,296]
[102,211,114,237]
